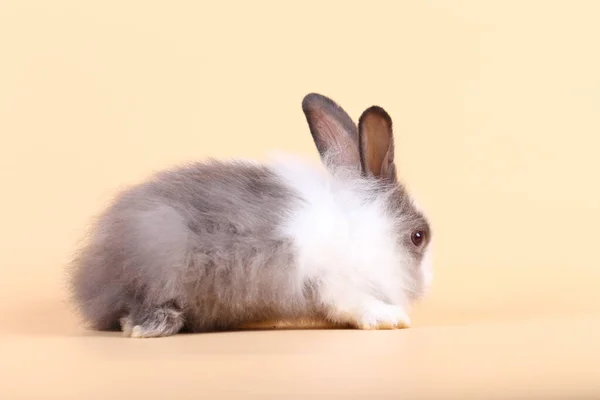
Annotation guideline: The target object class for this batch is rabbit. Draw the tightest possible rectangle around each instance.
[67,93,433,338]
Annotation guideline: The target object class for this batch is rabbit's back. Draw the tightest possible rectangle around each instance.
[69,160,306,332]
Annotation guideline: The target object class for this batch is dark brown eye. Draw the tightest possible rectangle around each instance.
[411,230,425,247]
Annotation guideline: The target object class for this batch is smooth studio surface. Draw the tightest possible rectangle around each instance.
[1,1,599,398]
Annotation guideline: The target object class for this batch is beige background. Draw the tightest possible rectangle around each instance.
[1,1,599,398]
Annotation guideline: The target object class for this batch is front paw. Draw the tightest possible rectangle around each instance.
[355,303,411,330]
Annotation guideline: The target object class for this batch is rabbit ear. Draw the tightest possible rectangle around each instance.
[302,93,361,170]
[358,105,397,181]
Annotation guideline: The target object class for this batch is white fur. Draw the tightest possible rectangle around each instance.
[269,153,416,328]
[418,240,434,297]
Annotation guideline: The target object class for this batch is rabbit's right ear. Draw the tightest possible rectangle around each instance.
[301,93,361,170]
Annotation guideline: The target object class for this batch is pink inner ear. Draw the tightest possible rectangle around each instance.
[360,113,394,179]
[380,147,396,180]
[311,111,361,168]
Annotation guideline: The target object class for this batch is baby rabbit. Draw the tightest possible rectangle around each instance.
[68,93,433,338]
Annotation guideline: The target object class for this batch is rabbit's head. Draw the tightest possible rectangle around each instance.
[302,93,433,301]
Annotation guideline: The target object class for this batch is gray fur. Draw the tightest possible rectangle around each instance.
[68,161,308,336]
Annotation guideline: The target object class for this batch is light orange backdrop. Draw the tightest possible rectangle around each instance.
[1,1,599,398]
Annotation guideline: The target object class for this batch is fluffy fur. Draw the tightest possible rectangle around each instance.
[270,154,429,326]
[67,93,433,338]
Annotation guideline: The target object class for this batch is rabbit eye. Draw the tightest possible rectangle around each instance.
[411,230,425,247]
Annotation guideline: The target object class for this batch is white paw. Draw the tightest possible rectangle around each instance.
[120,318,162,339]
[130,325,146,338]
[128,324,167,339]
[356,303,411,330]
[120,316,134,337]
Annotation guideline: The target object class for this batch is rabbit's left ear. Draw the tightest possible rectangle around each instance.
[358,106,396,181]
[302,93,361,171]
